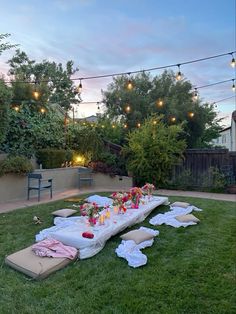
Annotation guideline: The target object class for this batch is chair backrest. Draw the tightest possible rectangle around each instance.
[28,173,42,179]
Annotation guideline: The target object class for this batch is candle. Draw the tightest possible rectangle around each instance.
[106,210,110,219]
[99,214,105,225]
[114,206,118,214]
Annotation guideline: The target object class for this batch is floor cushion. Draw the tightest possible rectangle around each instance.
[121,229,154,244]
[52,208,77,217]
[175,214,200,223]
[171,201,190,208]
[5,246,77,280]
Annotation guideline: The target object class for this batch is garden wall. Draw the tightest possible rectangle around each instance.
[0,167,132,204]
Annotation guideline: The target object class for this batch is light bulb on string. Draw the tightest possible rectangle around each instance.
[126,73,133,90]
[137,122,141,128]
[40,107,46,114]
[176,64,182,81]
[33,80,40,100]
[13,105,20,112]
[230,53,236,68]
[193,88,198,101]
[170,116,176,123]
[156,99,164,108]
[124,123,128,129]
[77,80,82,93]
[97,102,100,110]
[232,79,235,91]
[125,105,131,113]
[188,111,195,118]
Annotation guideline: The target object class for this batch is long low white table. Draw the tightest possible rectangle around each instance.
[36,196,168,259]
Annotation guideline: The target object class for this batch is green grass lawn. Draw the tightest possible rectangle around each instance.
[0,194,235,314]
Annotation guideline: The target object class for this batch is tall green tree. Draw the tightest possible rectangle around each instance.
[8,50,80,110]
[0,79,12,145]
[0,33,18,55]
[102,70,222,148]
[123,115,186,186]
[1,103,65,157]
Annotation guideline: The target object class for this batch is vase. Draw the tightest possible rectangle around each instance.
[118,204,126,214]
[147,191,153,202]
[88,217,96,226]
[131,196,139,209]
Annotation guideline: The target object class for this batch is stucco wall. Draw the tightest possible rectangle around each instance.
[0,167,132,203]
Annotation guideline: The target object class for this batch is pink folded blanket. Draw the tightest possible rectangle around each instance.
[32,238,78,260]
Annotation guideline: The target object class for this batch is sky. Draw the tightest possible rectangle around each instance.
[0,0,235,126]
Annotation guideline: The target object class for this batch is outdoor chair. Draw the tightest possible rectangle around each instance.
[27,173,53,202]
[78,167,93,189]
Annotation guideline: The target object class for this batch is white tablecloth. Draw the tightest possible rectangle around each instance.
[36,196,168,259]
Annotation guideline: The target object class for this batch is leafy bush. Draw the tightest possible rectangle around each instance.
[166,167,227,193]
[0,79,12,145]
[88,161,117,177]
[36,149,73,169]
[123,116,186,187]
[0,103,65,157]
[98,151,117,167]
[0,155,33,176]
[201,167,227,192]
[167,169,194,190]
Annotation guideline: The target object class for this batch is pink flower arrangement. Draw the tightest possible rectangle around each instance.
[111,192,131,206]
[111,192,131,213]
[142,183,155,195]
[130,187,143,198]
[80,202,99,225]
[129,187,143,208]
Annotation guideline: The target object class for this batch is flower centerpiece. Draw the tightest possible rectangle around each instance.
[129,187,143,208]
[142,183,155,200]
[111,192,130,214]
[80,202,99,226]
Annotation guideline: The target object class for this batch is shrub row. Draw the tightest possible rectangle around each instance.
[36,149,73,169]
[0,155,33,176]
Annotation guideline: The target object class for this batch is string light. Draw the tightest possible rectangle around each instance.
[40,107,46,114]
[176,64,182,81]
[13,105,20,111]
[97,102,100,110]
[156,99,164,107]
[3,51,236,85]
[195,78,234,90]
[124,123,128,129]
[137,123,141,128]
[125,105,131,113]
[77,80,82,93]
[211,95,235,105]
[33,81,40,100]
[170,116,176,123]
[230,53,236,68]
[188,112,195,118]
[232,79,235,91]
[126,73,133,90]
[193,88,198,101]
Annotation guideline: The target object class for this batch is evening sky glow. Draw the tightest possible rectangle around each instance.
[0,0,235,125]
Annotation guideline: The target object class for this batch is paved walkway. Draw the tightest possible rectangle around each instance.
[0,188,235,214]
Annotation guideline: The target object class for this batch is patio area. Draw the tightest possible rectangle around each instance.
[0,187,235,214]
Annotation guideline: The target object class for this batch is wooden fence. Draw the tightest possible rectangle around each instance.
[172,149,236,186]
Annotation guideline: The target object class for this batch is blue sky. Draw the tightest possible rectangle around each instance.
[0,0,235,125]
